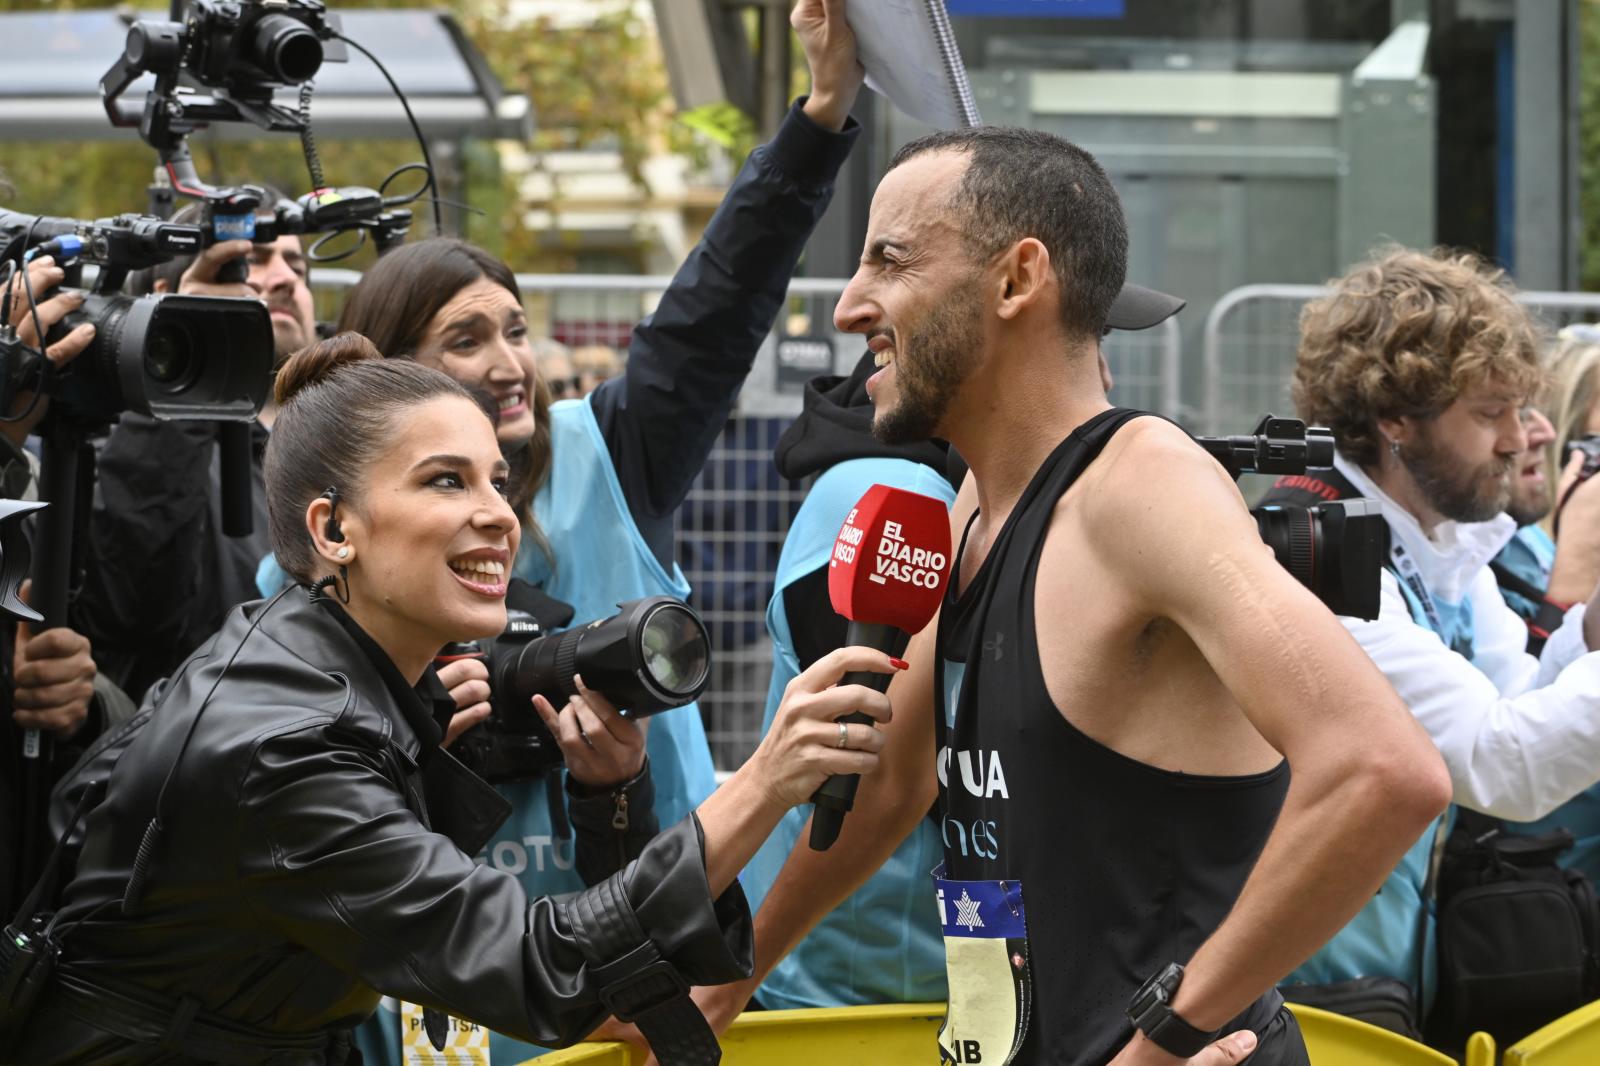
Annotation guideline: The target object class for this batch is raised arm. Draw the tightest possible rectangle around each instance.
[1089,422,1451,1062]
[590,0,863,543]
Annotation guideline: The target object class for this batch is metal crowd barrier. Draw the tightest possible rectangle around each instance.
[313,270,1182,770]
[1200,284,1600,436]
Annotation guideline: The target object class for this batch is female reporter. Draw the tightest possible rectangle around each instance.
[6,335,896,1065]
[269,0,860,939]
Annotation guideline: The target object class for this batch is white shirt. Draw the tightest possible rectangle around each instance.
[1337,455,1600,821]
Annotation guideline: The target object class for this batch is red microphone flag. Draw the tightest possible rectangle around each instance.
[827,484,952,634]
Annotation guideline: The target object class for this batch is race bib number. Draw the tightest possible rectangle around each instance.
[933,863,1032,1065]
[400,1000,490,1066]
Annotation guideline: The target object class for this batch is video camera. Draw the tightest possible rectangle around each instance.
[0,208,273,428]
[98,0,426,260]
[1195,415,1388,620]
[441,596,712,782]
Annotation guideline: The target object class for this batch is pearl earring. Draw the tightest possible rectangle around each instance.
[1389,438,1401,458]
[336,547,350,560]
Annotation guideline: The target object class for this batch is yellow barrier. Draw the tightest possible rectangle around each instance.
[525,1003,947,1065]
[1284,1003,1456,1066]
[1503,998,1600,1065]
[1464,1030,1497,1066]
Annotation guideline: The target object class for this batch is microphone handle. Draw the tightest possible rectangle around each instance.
[809,620,909,851]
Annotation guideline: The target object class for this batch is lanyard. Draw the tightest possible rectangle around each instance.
[1390,541,1446,636]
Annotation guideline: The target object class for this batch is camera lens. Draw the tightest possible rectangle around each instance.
[253,14,324,83]
[639,602,710,697]
[144,322,197,392]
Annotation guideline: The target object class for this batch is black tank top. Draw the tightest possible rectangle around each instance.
[936,408,1292,1065]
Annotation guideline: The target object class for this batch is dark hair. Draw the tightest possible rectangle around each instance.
[126,185,297,297]
[337,238,553,543]
[264,331,483,584]
[887,127,1128,339]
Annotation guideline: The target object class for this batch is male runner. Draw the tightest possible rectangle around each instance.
[702,128,1451,1066]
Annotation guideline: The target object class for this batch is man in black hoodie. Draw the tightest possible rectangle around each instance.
[734,282,1185,1013]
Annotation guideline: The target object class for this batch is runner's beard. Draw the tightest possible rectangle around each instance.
[873,283,983,446]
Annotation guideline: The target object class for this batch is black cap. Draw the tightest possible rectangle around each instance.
[1105,282,1186,332]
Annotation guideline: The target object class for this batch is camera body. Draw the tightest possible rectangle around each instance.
[184,0,339,93]
[1563,434,1600,483]
[441,595,712,783]
[1195,415,1388,620]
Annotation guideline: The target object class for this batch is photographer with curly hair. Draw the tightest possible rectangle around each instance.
[1263,246,1600,1040]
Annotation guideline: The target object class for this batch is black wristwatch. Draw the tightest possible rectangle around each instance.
[1127,963,1219,1058]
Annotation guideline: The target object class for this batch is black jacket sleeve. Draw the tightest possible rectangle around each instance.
[589,99,859,563]
[567,758,662,887]
[236,727,748,1048]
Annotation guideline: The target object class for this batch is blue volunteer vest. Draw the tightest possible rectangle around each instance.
[1494,525,1557,625]
[741,457,954,1009]
[1284,572,1460,1015]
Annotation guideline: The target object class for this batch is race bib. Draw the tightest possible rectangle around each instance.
[400,1000,491,1066]
[933,863,1032,1065]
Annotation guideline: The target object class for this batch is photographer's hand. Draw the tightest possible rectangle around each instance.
[12,582,97,739]
[795,0,864,132]
[175,239,255,298]
[532,674,647,788]
[5,255,96,367]
[437,657,492,748]
[1549,452,1600,610]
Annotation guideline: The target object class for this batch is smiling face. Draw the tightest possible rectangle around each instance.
[835,150,986,444]
[411,278,538,446]
[325,395,521,669]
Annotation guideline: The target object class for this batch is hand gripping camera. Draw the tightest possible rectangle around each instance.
[1195,415,1388,620]
[441,596,713,782]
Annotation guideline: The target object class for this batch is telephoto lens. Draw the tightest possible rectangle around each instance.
[497,596,711,719]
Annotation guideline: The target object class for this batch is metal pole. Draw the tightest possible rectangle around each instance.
[759,1,791,140]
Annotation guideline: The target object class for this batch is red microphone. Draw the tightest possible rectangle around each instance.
[810,484,952,850]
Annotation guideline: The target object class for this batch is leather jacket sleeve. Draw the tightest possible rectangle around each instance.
[236,724,750,1047]
[567,758,662,887]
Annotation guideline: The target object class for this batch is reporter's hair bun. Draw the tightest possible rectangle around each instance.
[274,332,384,407]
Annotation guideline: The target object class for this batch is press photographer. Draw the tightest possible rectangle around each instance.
[1264,246,1600,1046]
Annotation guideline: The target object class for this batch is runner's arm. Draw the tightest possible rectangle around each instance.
[1091,422,1450,1049]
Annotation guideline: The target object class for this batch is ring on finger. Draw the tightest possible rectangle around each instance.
[578,723,596,749]
[836,721,849,749]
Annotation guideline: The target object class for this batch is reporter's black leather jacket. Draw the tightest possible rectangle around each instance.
[12,587,751,1063]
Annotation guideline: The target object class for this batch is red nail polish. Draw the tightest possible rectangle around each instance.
[890,658,910,670]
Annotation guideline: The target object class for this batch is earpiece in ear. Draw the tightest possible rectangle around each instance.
[321,487,345,544]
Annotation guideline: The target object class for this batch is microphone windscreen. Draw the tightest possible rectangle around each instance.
[827,484,952,633]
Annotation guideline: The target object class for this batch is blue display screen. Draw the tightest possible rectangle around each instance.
[946,0,1126,16]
